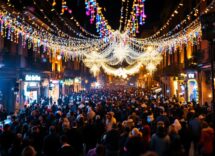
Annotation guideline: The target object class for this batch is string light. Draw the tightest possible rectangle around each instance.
[46,0,100,38]
[126,0,146,36]
[85,0,97,24]
[119,0,126,31]
[123,0,130,32]
[142,0,185,40]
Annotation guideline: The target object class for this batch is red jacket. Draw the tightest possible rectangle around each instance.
[200,127,214,154]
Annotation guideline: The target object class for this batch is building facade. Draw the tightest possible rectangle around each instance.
[156,0,214,105]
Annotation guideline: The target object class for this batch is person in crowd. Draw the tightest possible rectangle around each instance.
[199,121,214,156]
[43,126,60,156]
[21,146,36,156]
[29,126,43,156]
[150,124,170,156]
[105,112,117,132]
[103,124,120,156]
[178,118,191,156]
[87,144,105,156]
[156,109,170,128]
[8,133,23,156]
[0,124,15,156]
[189,113,202,155]
[168,124,185,156]
[57,135,77,156]
[141,125,151,153]
[124,127,144,156]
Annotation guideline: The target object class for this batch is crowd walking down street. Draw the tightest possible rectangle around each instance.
[0,88,214,156]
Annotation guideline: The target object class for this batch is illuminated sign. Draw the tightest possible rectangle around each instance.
[187,73,195,79]
[63,77,81,86]
[28,82,37,87]
[74,77,81,83]
[25,75,41,81]
[64,79,74,86]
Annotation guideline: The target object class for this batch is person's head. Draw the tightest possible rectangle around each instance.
[142,125,151,136]
[156,121,165,128]
[106,112,113,120]
[21,146,36,156]
[49,125,56,134]
[60,135,69,145]
[14,133,22,145]
[168,125,177,135]
[31,126,39,134]
[147,114,154,123]
[62,117,70,130]
[156,126,167,138]
[130,128,142,137]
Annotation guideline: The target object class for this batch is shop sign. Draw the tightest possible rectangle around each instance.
[63,77,81,86]
[64,79,74,86]
[74,77,81,83]
[187,73,195,79]
[25,75,41,81]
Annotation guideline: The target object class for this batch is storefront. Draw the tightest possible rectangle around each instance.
[63,77,82,94]
[23,74,41,105]
[73,77,82,92]
[49,80,60,103]
[187,72,199,103]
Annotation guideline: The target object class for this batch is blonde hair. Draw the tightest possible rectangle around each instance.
[22,146,37,156]
[129,128,142,137]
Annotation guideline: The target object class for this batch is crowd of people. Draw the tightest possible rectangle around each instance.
[0,88,214,156]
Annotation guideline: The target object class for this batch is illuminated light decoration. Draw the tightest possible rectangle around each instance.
[90,64,101,77]
[35,0,99,39]
[119,0,126,31]
[64,79,74,86]
[83,51,107,76]
[138,46,163,73]
[85,0,97,24]
[154,20,202,54]
[137,0,213,41]
[0,9,110,60]
[138,47,163,65]
[126,0,146,36]
[84,0,146,37]
[44,0,103,39]
[112,31,130,63]
[142,1,185,40]
[146,63,156,74]
[84,0,112,38]
[57,55,62,60]
[1,0,214,78]
[113,43,129,63]
[95,7,112,39]
[101,62,143,78]
[62,0,68,15]
[123,0,130,32]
